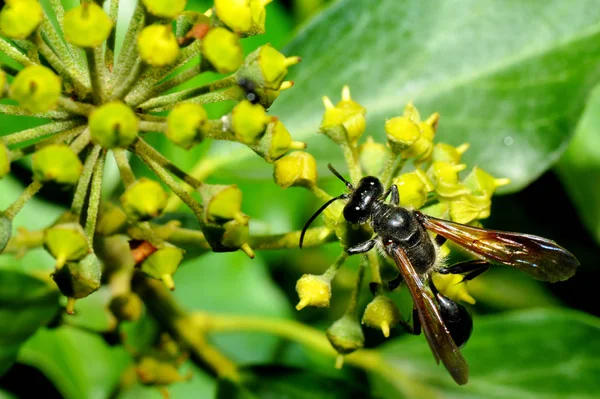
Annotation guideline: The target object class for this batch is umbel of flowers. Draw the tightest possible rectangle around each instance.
[0,0,304,314]
[274,86,509,364]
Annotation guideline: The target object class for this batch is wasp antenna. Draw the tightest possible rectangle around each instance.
[299,194,347,248]
[327,163,353,189]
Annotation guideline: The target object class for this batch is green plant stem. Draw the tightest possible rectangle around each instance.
[105,0,119,65]
[133,275,240,381]
[126,65,201,106]
[381,154,406,187]
[138,120,167,133]
[346,257,366,314]
[367,250,382,288]
[1,120,84,146]
[58,97,95,117]
[85,48,105,104]
[113,3,144,84]
[0,105,72,120]
[134,146,205,225]
[147,86,247,113]
[47,0,85,72]
[69,127,91,154]
[112,149,136,187]
[84,150,106,242]
[12,39,39,63]
[110,58,146,101]
[164,147,249,212]
[131,138,202,188]
[136,113,166,122]
[137,75,238,112]
[310,185,333,202]
[35,33,88,98]
[3,181,43,220]
[249,227,336,249]
[71,145,101,215]
[0,37,37,66]
[40,18,84,79]
[340,141,362,184]
[322,252,350,280]
[126,40,203,107]
[10,125,87,161]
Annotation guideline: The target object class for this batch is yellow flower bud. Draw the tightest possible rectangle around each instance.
[432,273,475,305]
[140,245,184,290]
[32,144,83,185]
[358,136,390,176]
[463,166,510,197]
[295,274,331,310]
[10,66,62,113]
[214,0,271,36]
[120,178,168,221]
[198,184,243,223]
[428,161,469,199]
[393,170,433,210]
[109,292,143,322]
[385,116,420,152]
[362,294,401,338]
[138,25,180,67]
[96,202,128,236]
[238,45,300,91]
[44,223,90,268]
[142,0,187,19]
[89,102,139,149]
[249,119,306,162]
[273,151,317,189]
[52,253,101,314]
[321,86,366,145]
[166,103,207,148]
[0,69,6,97]
[231,100,271,144]
[449,194,492,224]
[432,142,470,164]
[326,313,364,355]
[201,27,243,74]
[0,0,43,39]
[64,2,113,48]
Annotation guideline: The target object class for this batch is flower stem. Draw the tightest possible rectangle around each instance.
[137,75,238,112]
[367,250,382,288]
[131,138,202,188]
[138,120,167,133]
[134,147,205,226]
[112,149,136,187]
[10,125,88,162]
[84,150,106,242]
[41,17,85,79]
[0,105,72,120]
[113,3,145,84]
[1,120,84,146]
[0,37,36,66]
[147,86,247,113]
[85,48,106,104]
[132,275,240,381]
[340,141,362,184]
[126,65,201,106]
[69,127,91,154]
[3,181,43,220]
[109,57,146,101]
[346,257,367,314]
[58,97,96,117]
[71,145,102,216]
[249,227,336,250]
[381,154,406,187]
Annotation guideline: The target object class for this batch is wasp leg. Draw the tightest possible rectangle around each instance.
[383,184,400,206]
[438,259,491,282]
[388,274,403,291]
[347,238,377,255]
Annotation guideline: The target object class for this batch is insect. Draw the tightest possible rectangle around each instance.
[299,164,579,385]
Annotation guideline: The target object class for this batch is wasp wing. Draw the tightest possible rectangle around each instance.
[415,211,579,282]
[388,244,469,385]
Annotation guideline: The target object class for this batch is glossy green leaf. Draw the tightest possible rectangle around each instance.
[556,85,600,244]
[61,286,116,333]
[374,309,600,398]
[18,326,131,399]
[0,270,59,376]
[217,365,373,399]
[216,0,600,191]
[174,251,292,364]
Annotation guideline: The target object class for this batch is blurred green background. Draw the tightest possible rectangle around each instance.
[1,0,600,398]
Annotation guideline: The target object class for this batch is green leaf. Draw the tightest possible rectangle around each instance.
[62,286,116,333]
[18,325,131,399]
[174,252,292,364]
[216,365,374,399]
[374,309,600,398]
[0,270,59,376]
[237,0,600,191]
[556,85,600,244]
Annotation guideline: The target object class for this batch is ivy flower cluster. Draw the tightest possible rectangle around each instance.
[274,86,509,363]
[0,0,303,315]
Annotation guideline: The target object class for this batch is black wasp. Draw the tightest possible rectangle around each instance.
[299,164,579,385]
